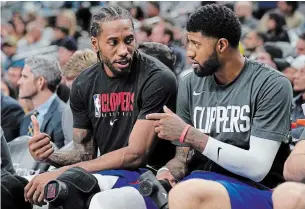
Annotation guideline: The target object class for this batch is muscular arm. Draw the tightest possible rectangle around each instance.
[284,140,305,182]
[46,128,96,167]
[165,146,192,180]
[54,120,157,175]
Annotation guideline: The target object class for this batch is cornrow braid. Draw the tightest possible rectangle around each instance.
[90,6,134,37]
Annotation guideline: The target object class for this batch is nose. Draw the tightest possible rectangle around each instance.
[117,43,128,57]
[186,49,196,60]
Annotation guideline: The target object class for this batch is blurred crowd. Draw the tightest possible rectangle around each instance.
[1,1,305,149]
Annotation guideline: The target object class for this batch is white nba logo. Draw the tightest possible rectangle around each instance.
[93,94,101,117]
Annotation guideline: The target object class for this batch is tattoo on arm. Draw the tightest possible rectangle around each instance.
[47,128,96,167]
[184,127,209,153]
[166,147,193,180]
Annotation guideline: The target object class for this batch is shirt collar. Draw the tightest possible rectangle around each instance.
[35,93,57,115]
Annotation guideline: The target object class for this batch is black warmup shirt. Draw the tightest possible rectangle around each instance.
[70,52,177,168]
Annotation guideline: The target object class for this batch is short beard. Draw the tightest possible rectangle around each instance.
[194,50,221,77]
[99,51,132,77]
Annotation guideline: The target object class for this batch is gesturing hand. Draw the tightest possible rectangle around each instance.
[146,106,187,141]
[28,115,54,162]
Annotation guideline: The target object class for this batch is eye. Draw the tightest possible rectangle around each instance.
[125,37,134,45]
[108,40,118,46]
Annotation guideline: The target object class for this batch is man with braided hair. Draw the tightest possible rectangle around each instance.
[25,6,176,208]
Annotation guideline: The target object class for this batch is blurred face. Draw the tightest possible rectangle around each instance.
[296,39,305,56]
[59,47,74,66]
[147,3,159,18]
[1,80,10,96]
[91,19,136,77]
[256,52,277,69]
[283,67,297,83]
[17,65,40,99]
[64,75,77,89]
[7,67,22,88]
[266,18,276,31]
[293,67,305,91]
[54,28,66,40]
[277,1,290,14]
[1,45,16,57]
[186,32,221,77]
[243,32,262,51]
[151,24,165,44]
[136,31,150,42]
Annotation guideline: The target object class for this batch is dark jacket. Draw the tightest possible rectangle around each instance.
[1,92,25,142]
[20,96,68,148]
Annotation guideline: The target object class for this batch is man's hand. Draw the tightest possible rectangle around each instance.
[28,115,54,161]
[146,106,187,141]
[157,169,177,187]
[24,170,61,205]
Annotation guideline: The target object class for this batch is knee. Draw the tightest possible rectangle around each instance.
[273,182,305,209]
[168,179,229,207]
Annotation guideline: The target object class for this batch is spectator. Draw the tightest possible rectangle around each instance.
[16,21,49,53]
[10,16,27,40]
[7,59,24,90]
[18,55,68,149]
[243,30,266,58]
[277,1,305,30]
[259,1,305,31]
[151,23,186,76]
[296,32,305,56]
[57,36,78,67]
[291,56,305,139]
[1,127,16,174]
[265,12,290,43]
[51,26,70,46]
[61,49,97,144]
[255,44,283,70]
[138,42,176,72]
[130,6,145,21]
[1,92,25,143]
[135,25,152,42]
[146,1,160,18]
[1,36,18,71]
[56,9,81,40]
[234,2,258,30]
[1,77,17,99]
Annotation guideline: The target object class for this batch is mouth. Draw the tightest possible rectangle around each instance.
[115,59,131,69]
[192,63,200,69]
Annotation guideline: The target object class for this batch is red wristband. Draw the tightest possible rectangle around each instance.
[179,125,191,144]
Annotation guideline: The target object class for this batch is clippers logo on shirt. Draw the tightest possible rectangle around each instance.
[193,105,251,133]
[93,92,134,118]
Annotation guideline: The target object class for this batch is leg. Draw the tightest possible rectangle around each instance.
[168,179,231,209]
[272,182,305,209]
[89,187,147,209]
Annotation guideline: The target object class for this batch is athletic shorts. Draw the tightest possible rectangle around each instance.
[95,169,158,209]
[182,171,273,209]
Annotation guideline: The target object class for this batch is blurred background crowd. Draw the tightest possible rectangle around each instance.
[1,1,305,151]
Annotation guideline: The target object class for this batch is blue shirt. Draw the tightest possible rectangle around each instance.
[33,94,57,128]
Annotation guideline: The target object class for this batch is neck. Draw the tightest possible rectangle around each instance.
[103,63,116,78]
[32,90,53,109]
[214,50,245,85]
[302,92,305,100]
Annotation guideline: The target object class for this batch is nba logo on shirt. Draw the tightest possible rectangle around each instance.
[93,94,101,117]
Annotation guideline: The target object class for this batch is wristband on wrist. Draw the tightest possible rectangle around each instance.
[157,167,170,176]
[179,124,191,144]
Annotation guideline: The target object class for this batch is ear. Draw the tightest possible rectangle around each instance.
[217,38,229,53]
[36,76,45,91]
[91,37,99,53]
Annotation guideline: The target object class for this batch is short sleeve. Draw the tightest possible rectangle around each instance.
[137,70,177,119]
[173,73,193,147]
[176,74,193,125]
[251,76,293,143]
[70,80,92,129]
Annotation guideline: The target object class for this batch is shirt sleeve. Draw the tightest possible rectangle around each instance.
[137,69,177,119]
[176,73,193,125]
[70,80,92,129]
[251,75,293,143]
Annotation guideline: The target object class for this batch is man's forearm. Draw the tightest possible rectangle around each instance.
[165,158,188,180]
[46,150,92,168]
[184,127,209,152]
[284,154,305,182]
